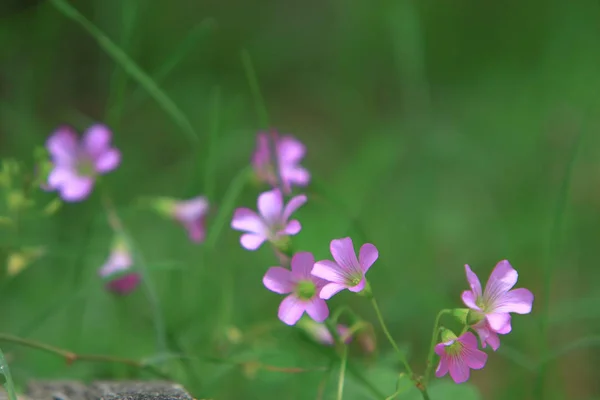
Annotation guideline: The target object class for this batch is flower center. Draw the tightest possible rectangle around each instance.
[77,157,96,177]
[296,280,316,300]
[349,274,362,287]
[445,341,463,357]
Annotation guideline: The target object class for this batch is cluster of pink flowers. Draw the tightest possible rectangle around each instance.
[44,124,210,295]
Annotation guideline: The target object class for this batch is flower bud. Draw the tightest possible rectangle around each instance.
[466,309,485,326]
[440,327,458,343]
[6,247,45,277]
[450,308,470,325]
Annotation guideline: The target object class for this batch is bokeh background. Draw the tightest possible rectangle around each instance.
[1,0,600,399]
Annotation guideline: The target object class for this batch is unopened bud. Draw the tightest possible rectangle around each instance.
[440,328,458,343]
[466,310,485,326]
[7,246,45,277]
[450,308,470,324]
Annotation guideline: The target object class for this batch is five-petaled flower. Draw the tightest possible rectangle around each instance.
[311,237,378,299]
[461,260,534,350]
[98,239,140,295]
[45,124,121,202]
[231,188,306,251]
[435,331,488,384]
[263,252,329,325]
[153,196,209,243]
[252,131,310,193]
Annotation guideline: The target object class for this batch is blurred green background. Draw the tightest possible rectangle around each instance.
[1,0,600,399]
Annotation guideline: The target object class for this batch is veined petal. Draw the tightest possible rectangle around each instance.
[312,260,347,284]
[291,252,315,279]
[95,149,121,173]
[486,312,511,332]
[464,265,482,299]
[278,295,306,325]
[231,208,265,234]
[461,291,481,311]
[282,194,307,221]
[448,356,470,384]
[263,267,295,294]
[258,189,283,225]
[305,297,329,322]
[330,237,360,274]
[464,347,488,370]
[240,233,266,250]
[358,243,378,273]
[492,288,534,314]
[484,260,518,303]
[435,355,449,378]
[496,316,512,334]
[318,282,346,300]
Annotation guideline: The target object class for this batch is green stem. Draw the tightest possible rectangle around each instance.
[369,297,413,376]
[0,348,17,400]
[337,346,348,400]
[424,309,450,383]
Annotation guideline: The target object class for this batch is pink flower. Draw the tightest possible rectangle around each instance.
[311,237,378,299]
[252,131,310,193]
[263,252,329,325]
[99,240,140,295]
[312,323,352,346]
[461,260,534,349]
[45,124,121,202]
[435,331,488,384]
[231,189,306,251]
[152,196,209,243]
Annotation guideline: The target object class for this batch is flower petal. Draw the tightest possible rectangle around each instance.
[291,252,315,279]
[493,288,534,314]
[278,295,306,325]
[59,176,94,202]
[240,233,266,250]
[284,166,310,186]
[282,194,307,221]
[278,135,306,163]
[484,260,518,303]
[99,250,132,277]
[461,290,481,311]
[319,283,346,300]
[282,220,301,235]
[464,264,482,299]
[330,237,360,274]
[95,149,121,173]
[305,297,329,322]
[312,260,347,284]
[47,167,76,189]
[184,220,206,243]
[175,197,209,222]
[358,243,378,273]
[486,312,511,332]
[83,124,112,156]
[448,357,470,384]
[464,347,488,370]
[263,267,295,294]
[106,273,141,295]
[231,208,265,234]
[46,127,78,166]
[496,316,512,334]
[434,342,448,357]
[458,331,479,348]
[258,189,283,225]
[435,354,449,378]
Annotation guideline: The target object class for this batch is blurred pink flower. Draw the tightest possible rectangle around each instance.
[152,196,209,243]
[461,260,534,349]
[312,323,352,346]
[263,252,329,325]
[312,237,378,299]
[231,188,306,251]
[435,331,488,384]
[252,131,310,193]
[99,240,140,295]
[45,124,120,201]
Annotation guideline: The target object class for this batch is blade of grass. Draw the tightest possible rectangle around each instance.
[0,348,17,400]
[337,346,348,400]
[49,0,199,143]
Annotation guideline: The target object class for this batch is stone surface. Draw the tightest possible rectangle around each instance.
[25,381,193,400]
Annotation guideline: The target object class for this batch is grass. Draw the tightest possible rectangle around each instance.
[1,0,600,399]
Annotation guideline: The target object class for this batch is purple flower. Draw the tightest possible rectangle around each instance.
[311,237,378,299]
[263,252,329,325]
[45,124,121,202]
[461,260,534,349]
[312,323,352,346]
[435,331,488,384]
[231,189,306,251]
[99,241,140,295]
[252,131,310,193]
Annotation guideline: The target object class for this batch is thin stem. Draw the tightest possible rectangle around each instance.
[337,346,348,400]
[424,309,450,384]
[0,348,17,400]
[0,333,170,380]
[370,297,413,376]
